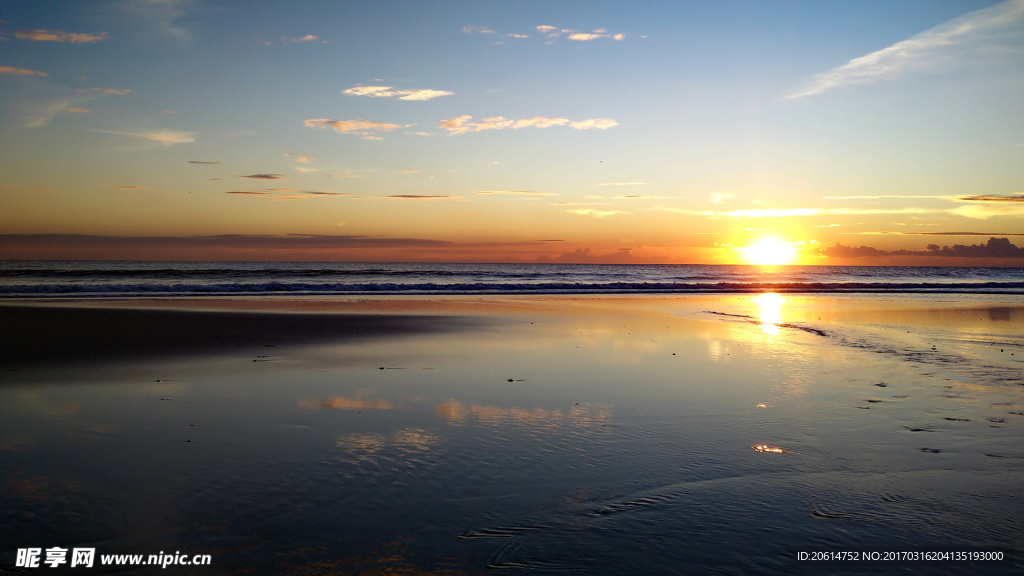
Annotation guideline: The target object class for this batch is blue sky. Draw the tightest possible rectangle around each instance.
[2,0,1023,263]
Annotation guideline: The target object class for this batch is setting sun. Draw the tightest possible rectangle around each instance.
[742,238,798,266]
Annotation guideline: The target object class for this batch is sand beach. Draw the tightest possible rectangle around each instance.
[1,295,1022,574]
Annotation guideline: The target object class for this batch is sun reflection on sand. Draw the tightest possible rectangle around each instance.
[753,292,785,336]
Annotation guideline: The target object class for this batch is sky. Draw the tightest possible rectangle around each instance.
[1,0,1023,265]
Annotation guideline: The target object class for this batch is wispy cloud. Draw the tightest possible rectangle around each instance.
[439,115,618,134]
[0,233,453,251]
[477,190,556,196]
[121,0,193,42]
[77,87,131,96]
[568,208,630,218]
[226,188,352,201]
[90,128,195,145]
[386,195,458,200]
[238,173,284,180]
[462,26,497,35]
[114,185,149,190]
[284,152,312,164]
[785,0,1024,99]
[188,160,221,164]
[15,30,110,43]
[61,107,91,114]
[344,85,454,101]
[283,34,320,43]
[0,65,47,77]
[304,118,401,135]
[326,169,373,178]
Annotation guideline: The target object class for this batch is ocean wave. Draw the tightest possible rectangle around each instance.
[2,280,1023,297]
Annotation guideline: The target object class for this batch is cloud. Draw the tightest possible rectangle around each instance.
[15,30,110,43]
[599,182,646,186]
[386,195,457,199]
[0,233,453,251]
[285,152,312,164]
[439,115,617,135]
[536,25,558,34]
[959,194,1024,203]
[476,190,555,196]
[0,66,47,77]
[226,189,352,201]
[285,34,319,43]
[709,192,733,204]
[615,195,669,200]
[462,26,497,35]
[397,169,422,174]
[114,185,149,190]
[544,248,637,264]
[567,31,625,42]
[343,85,454,101]
[76,88,131,95]
[569,118,619,130]
[92,128,196,145]
[513,116,570,128]
[304,118,401,135]
[122,0,193,42]
[568,208,630,218]
[821,237,1024,260]
[238,173,284,180]
[507,33,530,39]
[61,107,91,114]
[326,169,372,178]
[188,160,221,164]
[785,0,1024,99]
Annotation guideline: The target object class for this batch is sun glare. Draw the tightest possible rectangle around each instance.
[742,238,797,266]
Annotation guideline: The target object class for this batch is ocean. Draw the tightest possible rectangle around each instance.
[2,261,1023,297]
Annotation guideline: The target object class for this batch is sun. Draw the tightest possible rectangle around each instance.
[742,238,797,266]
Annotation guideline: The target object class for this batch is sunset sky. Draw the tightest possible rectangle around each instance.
[2,0,1023,264]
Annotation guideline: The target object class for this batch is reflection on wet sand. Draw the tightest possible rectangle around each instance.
[435,400,613,429]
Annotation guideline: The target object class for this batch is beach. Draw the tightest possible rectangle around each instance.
[1,295,1022,574]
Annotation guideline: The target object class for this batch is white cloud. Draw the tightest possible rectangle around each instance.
[439,115,618,134]
[344,85,454,101]
[569,118,618,130]
[785,0,1024,99]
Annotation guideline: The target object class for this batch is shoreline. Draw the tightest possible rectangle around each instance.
[3,293,1022,369]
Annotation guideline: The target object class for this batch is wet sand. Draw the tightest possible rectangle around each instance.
[1,295,1022,574]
